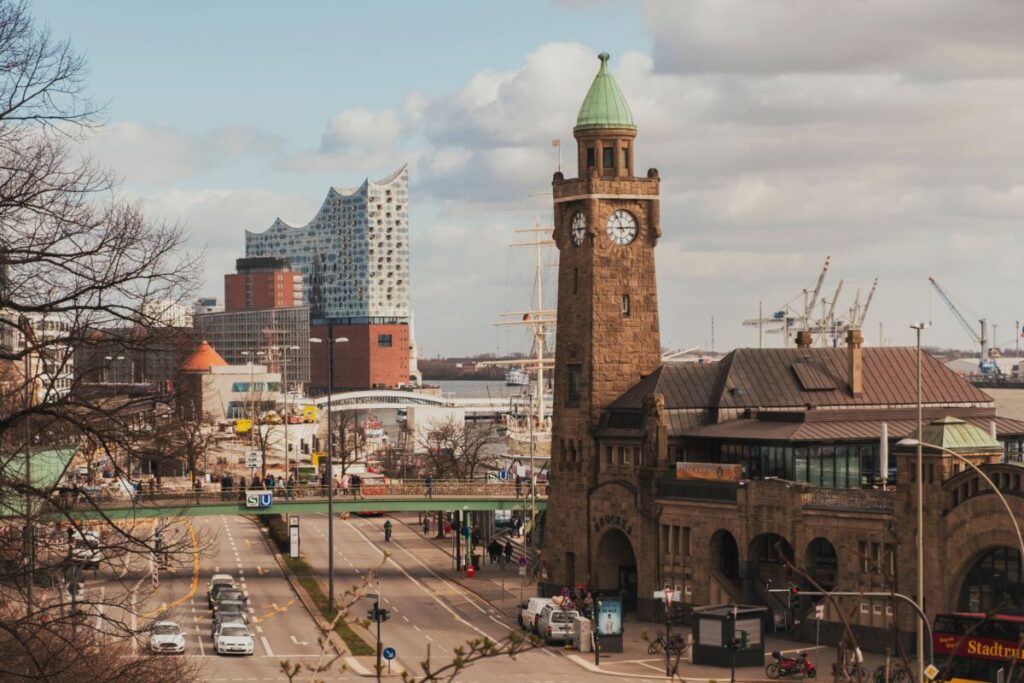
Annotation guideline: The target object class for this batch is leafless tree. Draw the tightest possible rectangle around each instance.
[415,417,503,479]
[0,1,201,678]
[331,409,367,476]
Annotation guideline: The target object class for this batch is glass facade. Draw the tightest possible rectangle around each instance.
[705,441,881,488]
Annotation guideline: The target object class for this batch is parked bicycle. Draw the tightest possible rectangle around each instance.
[873,662,912,683]
[647,632,687,655]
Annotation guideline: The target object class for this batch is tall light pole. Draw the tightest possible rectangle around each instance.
[909,322,929,683]
[311,332,348,613]
[241,350,266,476]
[272,345,300,481]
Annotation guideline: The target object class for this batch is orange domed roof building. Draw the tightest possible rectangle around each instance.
[180,340,228,372]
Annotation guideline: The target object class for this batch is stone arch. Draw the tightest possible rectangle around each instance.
[748,532,795,587]
[805,537,838,591]
[710,529,740,579]
[596,528,638,612]
[954,544,1024,613]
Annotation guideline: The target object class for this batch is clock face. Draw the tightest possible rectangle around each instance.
[571,212,587,245]
[606,210,638,245]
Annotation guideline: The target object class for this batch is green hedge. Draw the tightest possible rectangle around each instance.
[261,515,373,656]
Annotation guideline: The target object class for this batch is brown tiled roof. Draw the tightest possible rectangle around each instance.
[609,362,723,410]
[610,347,992,412]
[684,415,1024,442]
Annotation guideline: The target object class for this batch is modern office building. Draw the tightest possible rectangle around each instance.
[194,306,311,385]
[244,166,411,390]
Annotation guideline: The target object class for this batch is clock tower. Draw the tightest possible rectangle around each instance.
[543,53,662,591]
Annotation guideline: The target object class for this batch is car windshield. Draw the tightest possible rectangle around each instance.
[153,624,180,635]
[217,590,243,601]
[212,578,233,586]
[221,626,248,637]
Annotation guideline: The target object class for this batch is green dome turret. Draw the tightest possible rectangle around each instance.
[575,52,636,132]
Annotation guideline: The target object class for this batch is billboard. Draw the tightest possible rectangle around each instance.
[675,462,743,481]
[597,597,623,636]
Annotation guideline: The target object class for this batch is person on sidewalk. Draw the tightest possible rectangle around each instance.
[504,539,513,565]
[422,515,431,535]
[487,538,501,564]
[425,474,433,499]
[351,473,362,499]
[286,475,295,500]
[384,519,392,542]
[514,474,522,498]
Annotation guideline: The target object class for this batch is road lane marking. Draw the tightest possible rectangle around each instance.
[142,521,200,618]
[260,636,274,656]
[402,615,410,622]
[290,635,310,646]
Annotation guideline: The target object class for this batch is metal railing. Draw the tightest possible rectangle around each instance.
[48,479,549,513]
[654,479,739,503]
[801,487,894,514]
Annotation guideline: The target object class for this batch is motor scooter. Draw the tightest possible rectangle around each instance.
[765,651,816,679]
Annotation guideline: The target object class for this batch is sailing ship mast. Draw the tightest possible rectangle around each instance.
[487,217,556,428]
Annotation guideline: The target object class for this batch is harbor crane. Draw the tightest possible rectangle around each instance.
[743,256,831,345]
[927,276,1000,375]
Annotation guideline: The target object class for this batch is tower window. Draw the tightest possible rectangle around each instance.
[622,145,630,171]
[586,147,595,169]
[567,364,582,406]
[621,294,631,317]
[603,147,615,170]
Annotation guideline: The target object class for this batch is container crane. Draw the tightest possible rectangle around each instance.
[927,276,999,375]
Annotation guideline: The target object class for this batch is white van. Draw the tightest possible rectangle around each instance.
[520,597,554,633]
[537,604,579,644]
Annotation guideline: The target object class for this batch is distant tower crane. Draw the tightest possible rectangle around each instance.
[928,276,1000,375]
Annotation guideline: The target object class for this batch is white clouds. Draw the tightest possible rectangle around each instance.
[82,122,282,184]
[320,107,402,153]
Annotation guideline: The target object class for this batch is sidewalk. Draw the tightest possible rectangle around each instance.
[391,513,903,680]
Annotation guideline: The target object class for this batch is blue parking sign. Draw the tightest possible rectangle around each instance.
[382,647,396,661]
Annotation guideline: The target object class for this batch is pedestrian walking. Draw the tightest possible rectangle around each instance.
[265,473,275,490]
[286,475,295,501]
[341,473,351,496]
[471,526,481,549]
[251,474,261,489]
[425,474,433,499]
[422,515,431,535]
[514,475,522,498]
[504,539,514,564]
[351,474,361,499]
[487,539,501,564]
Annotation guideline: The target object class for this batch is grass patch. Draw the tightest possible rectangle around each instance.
[262,516,374,656]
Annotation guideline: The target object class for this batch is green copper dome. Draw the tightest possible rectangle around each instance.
[575,52,636,132]
[919,416,1004,454]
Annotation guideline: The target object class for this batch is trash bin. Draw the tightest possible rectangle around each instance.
[472,554,481,570]
[574,616,592,652]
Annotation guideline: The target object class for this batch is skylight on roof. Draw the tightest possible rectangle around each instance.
[792,361,837,391]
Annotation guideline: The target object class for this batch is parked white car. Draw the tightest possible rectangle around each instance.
[149,620,185,654]
[537,604,579,644]
[520,597,554,633]
[213,622,253,656]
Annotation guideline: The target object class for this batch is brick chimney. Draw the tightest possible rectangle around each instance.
[847,328,864,397]
[795,330,813,349]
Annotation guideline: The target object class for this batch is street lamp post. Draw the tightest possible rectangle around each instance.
[311,332,348,613]
[241,350,266,477]
[910,322,928,683]
[272,345,300,485]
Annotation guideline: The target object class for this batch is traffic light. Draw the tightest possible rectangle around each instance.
[367,605,392,623]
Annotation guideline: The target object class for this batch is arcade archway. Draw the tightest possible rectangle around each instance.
[805,537,838,591]
[958,546,1024,612]
[710,529,740,579]
[596,529,638,612]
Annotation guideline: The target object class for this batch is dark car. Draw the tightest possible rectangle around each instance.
[211,605,249,636]
[212,588,246,612]
[208,582,242,608]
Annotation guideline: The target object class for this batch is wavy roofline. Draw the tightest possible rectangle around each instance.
[246,164,408,235]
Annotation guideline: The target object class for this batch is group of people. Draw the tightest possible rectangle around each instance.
[486,536,515,565]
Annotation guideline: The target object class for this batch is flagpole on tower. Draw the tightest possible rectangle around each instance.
[552,139,561,173]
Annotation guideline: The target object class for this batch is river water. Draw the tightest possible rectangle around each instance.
[985,388,1024,421]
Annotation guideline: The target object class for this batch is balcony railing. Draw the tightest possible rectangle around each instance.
[801,487,894,514]
[655,479,738,503]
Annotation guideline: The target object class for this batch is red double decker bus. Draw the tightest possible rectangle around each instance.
[934,612,1024,683]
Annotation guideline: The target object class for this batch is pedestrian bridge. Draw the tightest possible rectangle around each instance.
[310,389,549,418]
[44,481,548,521]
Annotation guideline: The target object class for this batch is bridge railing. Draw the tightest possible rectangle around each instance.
[49,479,549,513]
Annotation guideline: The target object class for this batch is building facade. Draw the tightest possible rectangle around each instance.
[243,167,411,389]
[541,53,1024,651]
[194,306,311,385]
[224,257,304,312]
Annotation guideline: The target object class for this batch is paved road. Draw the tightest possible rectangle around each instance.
[87,516,350,682]
[300,512,587,683]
